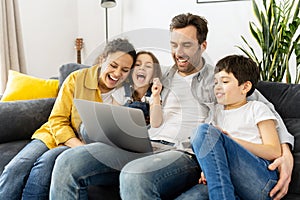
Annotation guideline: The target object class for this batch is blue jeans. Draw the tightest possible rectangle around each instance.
[0,139,68,200]
[175,184,209,200]
[22,145,69,199]
[191,123,278,200]
[120,150,200,200]
[49,142,148,200]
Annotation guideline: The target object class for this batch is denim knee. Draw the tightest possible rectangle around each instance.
[50,148,79,194]
[120,166,156,199]
[120,163,153,187]
[191,123,210,146]
[53,148,74,171]
[191,123,223,159]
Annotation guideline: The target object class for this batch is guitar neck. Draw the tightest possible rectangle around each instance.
[75,38,83,64]
[77,50,81,64]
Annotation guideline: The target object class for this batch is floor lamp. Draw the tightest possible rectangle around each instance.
[101,0,117,44]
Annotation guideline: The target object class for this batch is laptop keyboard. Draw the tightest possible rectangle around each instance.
[151,140,175,152]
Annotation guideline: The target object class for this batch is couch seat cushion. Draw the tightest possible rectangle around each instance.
[0,140,30,173]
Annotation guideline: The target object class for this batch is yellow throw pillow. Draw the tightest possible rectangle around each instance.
[1,70,59,101]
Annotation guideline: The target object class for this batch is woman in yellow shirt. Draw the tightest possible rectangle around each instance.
[0,38,137,200]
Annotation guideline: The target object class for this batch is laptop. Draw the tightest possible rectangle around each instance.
[74,99,175,153]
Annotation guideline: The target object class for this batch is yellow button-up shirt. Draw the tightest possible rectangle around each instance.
[32,65,102,149]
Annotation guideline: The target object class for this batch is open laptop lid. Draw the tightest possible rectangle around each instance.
[74,99,153,153]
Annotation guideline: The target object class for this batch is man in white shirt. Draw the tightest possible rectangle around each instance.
[119,13,294,200]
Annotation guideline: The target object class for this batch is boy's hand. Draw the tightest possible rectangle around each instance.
[215,125,230,136]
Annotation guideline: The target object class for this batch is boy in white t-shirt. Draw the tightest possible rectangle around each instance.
[192,55,281,200]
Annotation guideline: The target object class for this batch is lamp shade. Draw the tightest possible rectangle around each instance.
[101,0,116,8]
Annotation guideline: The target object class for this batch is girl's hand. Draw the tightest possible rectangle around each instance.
[151,78,162,97]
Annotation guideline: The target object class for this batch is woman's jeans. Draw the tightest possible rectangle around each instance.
[0,139,68,200]
[192,123,278,200]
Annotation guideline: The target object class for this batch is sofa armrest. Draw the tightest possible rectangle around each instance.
[0,98,55,144]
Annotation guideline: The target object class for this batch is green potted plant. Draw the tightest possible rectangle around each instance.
[237,0,300,83]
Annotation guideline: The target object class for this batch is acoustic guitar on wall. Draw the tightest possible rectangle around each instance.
[75,38,84,64]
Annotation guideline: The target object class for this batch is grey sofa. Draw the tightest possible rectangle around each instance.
[0,63,299,199]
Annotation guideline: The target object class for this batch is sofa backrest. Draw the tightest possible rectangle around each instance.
[257,81,300,195]
[59,63,91,88]
[0,98,56,144]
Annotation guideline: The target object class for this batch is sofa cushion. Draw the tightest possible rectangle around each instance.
[1,70,59,101]
[256,81,300,119]
[0,98,55,144]
[0,140,30,173]
[59,63,90,87]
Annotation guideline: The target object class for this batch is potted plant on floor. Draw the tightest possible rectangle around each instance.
[237,0,300,83]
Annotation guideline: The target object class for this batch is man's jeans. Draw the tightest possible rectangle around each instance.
[175,184,209,200]
[0,139,68,200]
[49,143,201,200]
[191,123,278,200]
[120,150,201,200]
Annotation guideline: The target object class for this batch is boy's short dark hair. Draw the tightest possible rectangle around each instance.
[215,55,260,96]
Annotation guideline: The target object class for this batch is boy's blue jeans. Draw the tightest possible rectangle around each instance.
[191,123,278,200]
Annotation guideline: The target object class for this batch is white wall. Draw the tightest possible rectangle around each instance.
[18,0,261,78]
[18,0,122,78]
[117,0,257,69]
[18,0,79,78]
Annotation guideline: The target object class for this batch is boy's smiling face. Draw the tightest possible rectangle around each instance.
[214,70,250,110]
